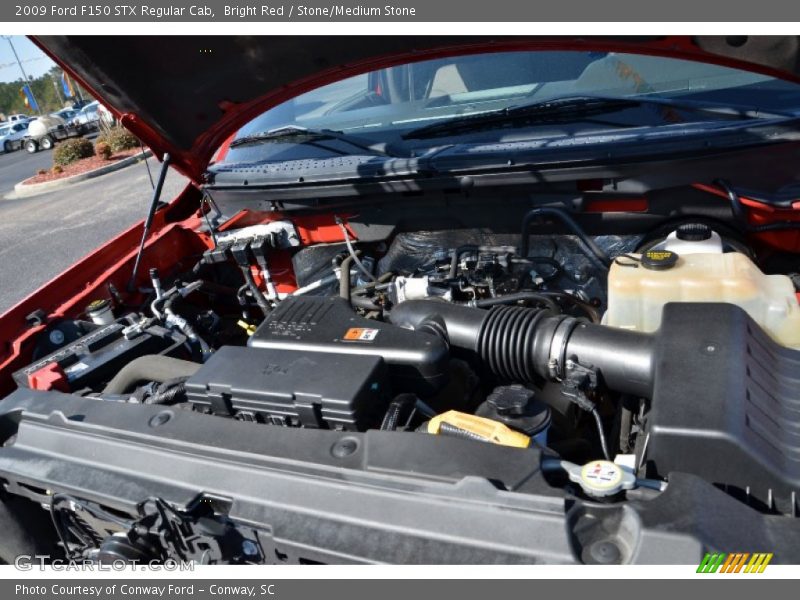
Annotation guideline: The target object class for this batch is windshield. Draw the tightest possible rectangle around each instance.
[221,50,800,164]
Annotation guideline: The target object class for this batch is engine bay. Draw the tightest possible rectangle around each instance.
[2,184,800,564]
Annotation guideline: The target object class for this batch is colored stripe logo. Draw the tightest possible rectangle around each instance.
[697,552,773,573]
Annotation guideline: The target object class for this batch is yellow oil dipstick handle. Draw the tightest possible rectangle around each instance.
[427,410,532,448]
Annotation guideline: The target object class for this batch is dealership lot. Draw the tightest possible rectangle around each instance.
[0,131,102,192]
[0,146,53,193]
[0,153,188,313]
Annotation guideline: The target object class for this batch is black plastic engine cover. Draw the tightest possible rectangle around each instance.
[185,346,387,430]
[249,296,449,395]
[645,302,800,516]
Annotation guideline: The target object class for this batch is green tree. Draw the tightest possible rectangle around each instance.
[0,67,93,118]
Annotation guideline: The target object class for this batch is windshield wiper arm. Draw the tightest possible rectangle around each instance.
[230,125,397,157]
[402,94,795,140]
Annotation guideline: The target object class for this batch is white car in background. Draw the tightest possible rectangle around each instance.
[5,114,31,124]
[71,101,101,130]
[50,107,78,123]
[0,121,30,153]
[97,102,115,127]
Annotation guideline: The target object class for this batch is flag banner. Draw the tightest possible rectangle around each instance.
[61,71,75,98]
[19,84,38,112]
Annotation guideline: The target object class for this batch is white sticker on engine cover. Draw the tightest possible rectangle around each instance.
[343,327,379,341]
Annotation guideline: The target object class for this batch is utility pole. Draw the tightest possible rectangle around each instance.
[3,36,42,115]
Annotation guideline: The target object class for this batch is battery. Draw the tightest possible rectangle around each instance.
[14,320,186,392]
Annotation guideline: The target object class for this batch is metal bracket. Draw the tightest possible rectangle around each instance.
[560,359,599,412]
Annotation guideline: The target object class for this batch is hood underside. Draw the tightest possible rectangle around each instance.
[32,35,800,183]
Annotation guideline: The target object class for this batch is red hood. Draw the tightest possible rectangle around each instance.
[32,35,800,183]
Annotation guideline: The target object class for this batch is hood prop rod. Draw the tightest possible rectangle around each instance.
[128,153,171,292]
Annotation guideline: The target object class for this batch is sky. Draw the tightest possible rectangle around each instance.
[0,36,57,83]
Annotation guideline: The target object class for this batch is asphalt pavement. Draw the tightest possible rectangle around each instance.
[0,132,99,192]
[0,150,189,314]
[0,147,54,192]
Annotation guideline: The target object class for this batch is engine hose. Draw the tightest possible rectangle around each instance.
[351,294,381,311]
[388,299,654,397]
[477,290,600,323]
[380,393,418,431]
[473,292,560,314]
[163,296,212,362]
[509,256,562,281]
[352,271,395,294]
[239,266,271,317]
[450,245,475,278]
[236,283,250,305]
[478,304,554,382]
[538,291,601,324]
[520,207,610,270]
[339,252,358,301]
[590,407,611,460]
[335,217,376,282]
[145,379,188,405]
[103,355,201,395]
[716,179,800,232]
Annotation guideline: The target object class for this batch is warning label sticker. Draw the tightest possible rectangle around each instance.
[343,327,380,341]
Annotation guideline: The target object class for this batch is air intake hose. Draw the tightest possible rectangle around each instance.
[388,300,655,397]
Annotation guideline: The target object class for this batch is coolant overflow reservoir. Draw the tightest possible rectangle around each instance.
[603,250,800,349]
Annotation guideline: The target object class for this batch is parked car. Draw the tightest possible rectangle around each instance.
[0,121,29,153]
[5,113,32,124]
[71,100,101,130]
[70,98,95,110]
[50,107,78,123]
[3,36,800,565]
[96,101,116,127]
[21,113,83,153]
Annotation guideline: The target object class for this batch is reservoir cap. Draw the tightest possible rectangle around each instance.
[548,458,638,498]
[641,249,678,271]
[676,223,712,241]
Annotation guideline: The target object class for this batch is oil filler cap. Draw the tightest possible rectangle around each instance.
[640,249,678,271]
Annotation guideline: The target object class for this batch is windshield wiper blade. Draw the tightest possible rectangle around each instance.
[402,94,794,140]
[230,125,396,157]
